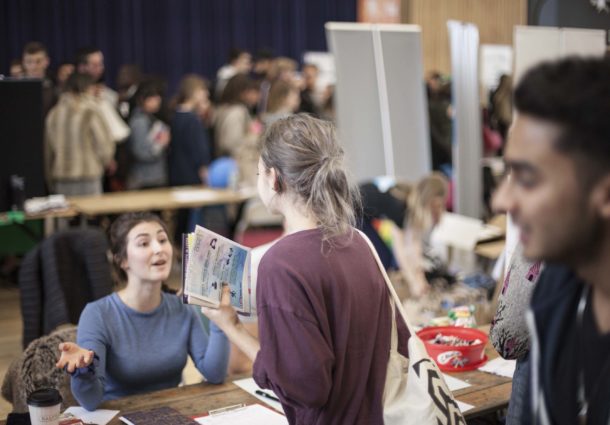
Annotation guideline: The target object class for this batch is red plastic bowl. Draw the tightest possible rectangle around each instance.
[417,326,488,372]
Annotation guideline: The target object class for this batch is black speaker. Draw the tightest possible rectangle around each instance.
[0,79,47,212]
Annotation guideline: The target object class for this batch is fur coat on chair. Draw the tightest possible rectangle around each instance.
[2,325,77,413]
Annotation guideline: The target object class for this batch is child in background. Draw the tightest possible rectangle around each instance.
[126,79,170,189]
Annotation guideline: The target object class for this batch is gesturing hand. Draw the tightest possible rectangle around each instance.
[55,342,95,373]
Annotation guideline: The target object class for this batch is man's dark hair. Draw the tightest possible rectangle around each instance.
[514,56,610,185]
[254,48,274,62]
[74,46,101,66]
[228,48,248,63]
[23,41,48,56]
[134,78,163,105]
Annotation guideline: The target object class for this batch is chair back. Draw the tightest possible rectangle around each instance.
[19,228,112,348]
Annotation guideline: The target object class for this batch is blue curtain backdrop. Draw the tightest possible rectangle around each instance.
[1,0,356,93]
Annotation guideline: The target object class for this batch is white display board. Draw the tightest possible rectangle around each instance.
[514,26,606,83]
[448,20,482,219]
[325,22,430,183]
[560,28,607,57]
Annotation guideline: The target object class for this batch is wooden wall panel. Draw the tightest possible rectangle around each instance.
[404,0,527,75]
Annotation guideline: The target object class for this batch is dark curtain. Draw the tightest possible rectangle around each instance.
[0,0,356,93]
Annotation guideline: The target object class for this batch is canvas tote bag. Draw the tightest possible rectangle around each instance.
[357,230,467,425]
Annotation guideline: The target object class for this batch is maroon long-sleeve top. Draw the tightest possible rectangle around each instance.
[253,229,409,425]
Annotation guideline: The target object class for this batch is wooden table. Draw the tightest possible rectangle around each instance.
[94,340,510,424]
[0,340,510,425]
[100,379,263,423]
[448,336,512,418]
[1,186,256,239]
[67,186,257,217]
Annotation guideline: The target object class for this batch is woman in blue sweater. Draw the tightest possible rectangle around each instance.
[55,212,229,411]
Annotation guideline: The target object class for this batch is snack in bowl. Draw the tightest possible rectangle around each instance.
[417,326,488,372]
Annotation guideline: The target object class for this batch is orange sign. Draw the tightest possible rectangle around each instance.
[358,0,401,23]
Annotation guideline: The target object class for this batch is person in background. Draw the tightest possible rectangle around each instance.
[257,57,297,115]
[106,64,143,191]
[75,46,130,181]
[126,79,170,190]
[116,64,143,121]
[22,41,57,116]
[490,74,512,143]
[168,74,213,239]
[298,63,320,116]
[215,48,252,100]
[22,41,50,79]
[45,72,115,197]
[55,62,74,94]
[202,114,409,425]
[75,46,117,106]
[9,59,24,78]
[426,72,452,172]
[214,74,259,156]
[361,173,449,299]
[251,48,274,82]
[492,56,610,425]
[261,80,300,127]
[214,74,261,188]
[55,212,229,411]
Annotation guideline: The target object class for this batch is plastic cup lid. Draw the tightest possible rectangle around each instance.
[27,388,62,407]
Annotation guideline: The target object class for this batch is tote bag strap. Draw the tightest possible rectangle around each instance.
[356,229,416,336]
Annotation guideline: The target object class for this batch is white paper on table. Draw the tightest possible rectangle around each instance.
[456,400,475,413]
[431,212,485,251]
[478,357,516,378]
[171,189,217,203]
[233,378,284,413]
[442,374,471,391]
[63,406,119,424]
[195,404,288,424]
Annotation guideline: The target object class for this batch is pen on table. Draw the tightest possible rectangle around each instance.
[255,389,280,402]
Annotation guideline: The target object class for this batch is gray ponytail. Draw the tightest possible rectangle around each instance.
[259,114,361,240]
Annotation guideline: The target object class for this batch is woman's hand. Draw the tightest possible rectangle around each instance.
[201,284,261,362]
[55,342,95,373]
[201,284,240,333]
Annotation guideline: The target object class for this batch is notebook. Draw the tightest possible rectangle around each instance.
[119,406,199,425]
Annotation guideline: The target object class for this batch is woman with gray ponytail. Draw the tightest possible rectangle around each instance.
[203,114,409,425]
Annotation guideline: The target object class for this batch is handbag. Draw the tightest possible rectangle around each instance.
[357,230,467,425]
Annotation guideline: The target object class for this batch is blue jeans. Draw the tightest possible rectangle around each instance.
[506,354,529,425]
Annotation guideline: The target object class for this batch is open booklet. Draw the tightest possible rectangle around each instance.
[182,225,252,315]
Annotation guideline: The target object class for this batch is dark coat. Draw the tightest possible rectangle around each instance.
[19,228,113,348]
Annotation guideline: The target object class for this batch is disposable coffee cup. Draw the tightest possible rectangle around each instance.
[27,388,62,425]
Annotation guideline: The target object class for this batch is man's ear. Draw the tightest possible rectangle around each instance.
[592,174,610,219]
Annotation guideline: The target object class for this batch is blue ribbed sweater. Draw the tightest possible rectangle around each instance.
[71,292,229,411]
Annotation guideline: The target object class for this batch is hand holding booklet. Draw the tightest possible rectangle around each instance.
[182,225,252,315]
